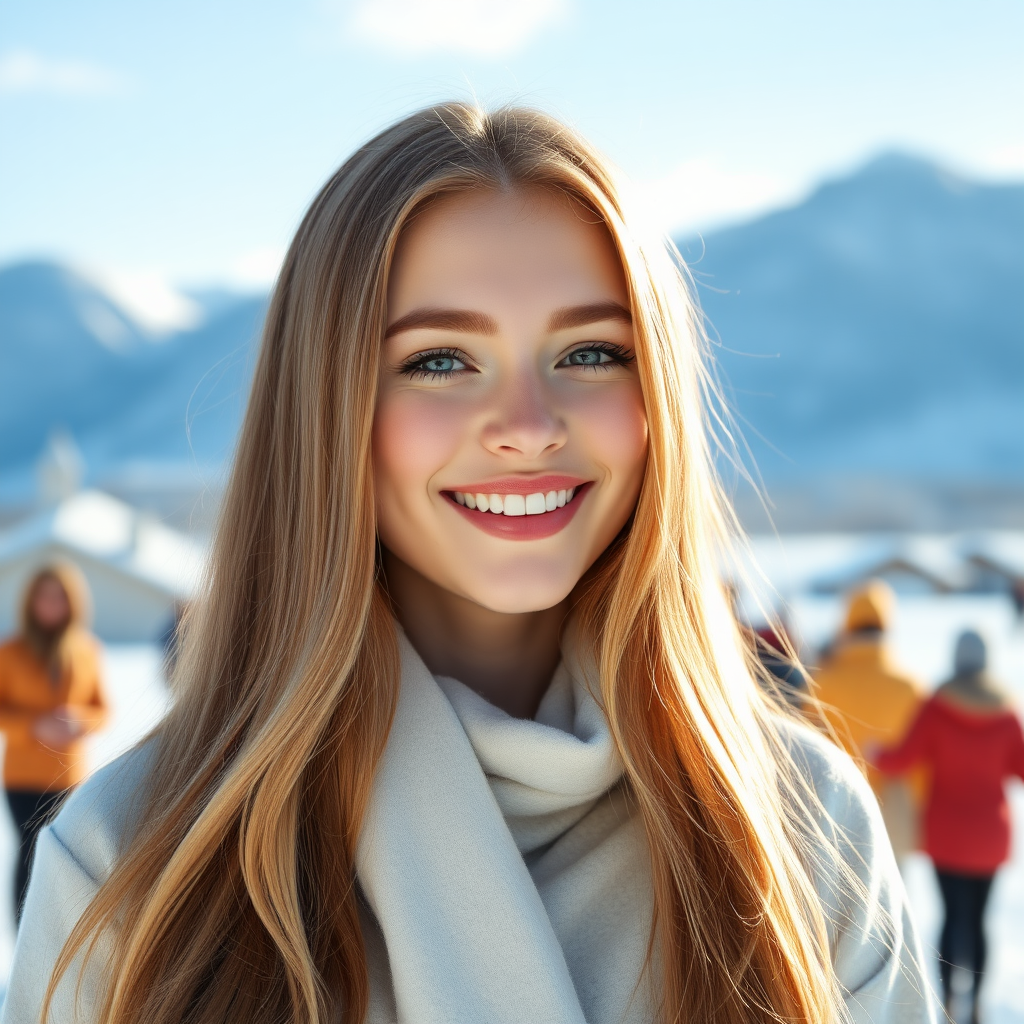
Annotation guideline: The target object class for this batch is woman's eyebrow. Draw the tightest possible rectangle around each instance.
[384,308,498,338]
[548,302,632,331]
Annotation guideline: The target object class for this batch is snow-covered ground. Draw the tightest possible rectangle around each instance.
[0,593,1021,1015]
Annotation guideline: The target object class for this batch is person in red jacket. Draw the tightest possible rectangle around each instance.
[874,629,1024,1024]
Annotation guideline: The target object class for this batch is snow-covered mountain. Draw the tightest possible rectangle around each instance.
[679,153,1024,482]
[0,262,264,503]
[0,152,1021,522]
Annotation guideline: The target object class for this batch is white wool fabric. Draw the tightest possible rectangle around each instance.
[4,631,937,1023]
[355,633,655,1024]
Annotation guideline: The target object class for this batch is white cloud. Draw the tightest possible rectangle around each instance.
[228,246,286,289]
[86,268,203,335]
[348,0,566,56]
[631,158,804,236]
[0,50,125,97]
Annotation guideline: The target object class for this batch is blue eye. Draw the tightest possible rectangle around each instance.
[566,349,611,366]
[422,355,459,373]
[401,348,468,378]
[558,343,633,369]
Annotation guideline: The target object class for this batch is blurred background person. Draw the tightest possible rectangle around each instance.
[1011,578,1024,624]
[874,630,1024,1024]
[752,620,808,709]
[0,565,109,923]
[723,582,808,710]
[812,579,926,862]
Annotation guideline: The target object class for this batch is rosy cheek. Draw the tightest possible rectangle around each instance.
[577,385,648,483]
[372,392,468,503]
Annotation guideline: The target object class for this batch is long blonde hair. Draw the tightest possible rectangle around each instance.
[50,104,846,1023]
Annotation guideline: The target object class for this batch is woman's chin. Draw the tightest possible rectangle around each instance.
[455,568,579,616]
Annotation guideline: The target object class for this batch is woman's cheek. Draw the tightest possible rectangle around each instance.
[580,383,648,487]
[373,391,468,507]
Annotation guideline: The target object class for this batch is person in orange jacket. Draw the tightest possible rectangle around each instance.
[0,563,110,921]
[812,579,926,862]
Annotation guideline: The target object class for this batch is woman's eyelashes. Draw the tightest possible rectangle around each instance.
[399,347,470,379]
[556,342,634,370]
[399,341,634,380]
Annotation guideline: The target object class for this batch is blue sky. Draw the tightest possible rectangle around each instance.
[2,0,1021,324]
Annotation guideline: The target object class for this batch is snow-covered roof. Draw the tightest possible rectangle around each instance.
[961,531,1024,579]
[745,533,888,598]
[0,490,206,596]
[810,554,958,594]
[745,530,1024,600]
[807,537,972,593]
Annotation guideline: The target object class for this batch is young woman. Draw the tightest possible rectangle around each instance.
[5,105,933,1024]
[875,630,1024,1024]
[0,564,109,922]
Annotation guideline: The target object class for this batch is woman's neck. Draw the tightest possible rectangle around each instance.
[382,551,568,719]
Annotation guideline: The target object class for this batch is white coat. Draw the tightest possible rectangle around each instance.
[4,633,937,1023]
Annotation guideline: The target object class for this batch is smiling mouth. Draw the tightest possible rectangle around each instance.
[448,486,577,516]
[442,482,592,540]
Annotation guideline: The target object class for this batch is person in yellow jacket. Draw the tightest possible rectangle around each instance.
[0,563,110,921]
[812,579,926,862]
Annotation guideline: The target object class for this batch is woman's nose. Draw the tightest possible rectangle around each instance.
[479,376,567,460]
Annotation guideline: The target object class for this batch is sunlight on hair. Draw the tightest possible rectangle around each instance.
[348,0,567,55]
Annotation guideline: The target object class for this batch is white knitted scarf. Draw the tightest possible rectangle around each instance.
[355,632,656,1024]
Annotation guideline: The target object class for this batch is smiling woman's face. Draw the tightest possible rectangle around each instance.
[373,187,648,614]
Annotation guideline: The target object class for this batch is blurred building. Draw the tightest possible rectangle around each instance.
[745,532,1024,609]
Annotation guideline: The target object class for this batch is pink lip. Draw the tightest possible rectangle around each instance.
[445,474,588,496]
[446,475,589,495]
[444,482,593,541]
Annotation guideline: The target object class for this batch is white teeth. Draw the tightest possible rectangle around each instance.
[452,487,581,516]
[503,494,526,516]
[525,492,546,515]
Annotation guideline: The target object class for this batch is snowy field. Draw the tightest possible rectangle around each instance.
[0,595,1021,1016]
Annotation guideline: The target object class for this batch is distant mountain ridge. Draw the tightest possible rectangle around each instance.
[1,152,1021,521]
[0,262,264,503]
[678,153,1024,482]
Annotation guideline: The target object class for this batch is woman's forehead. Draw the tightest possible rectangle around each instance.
[387,187,627,320]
